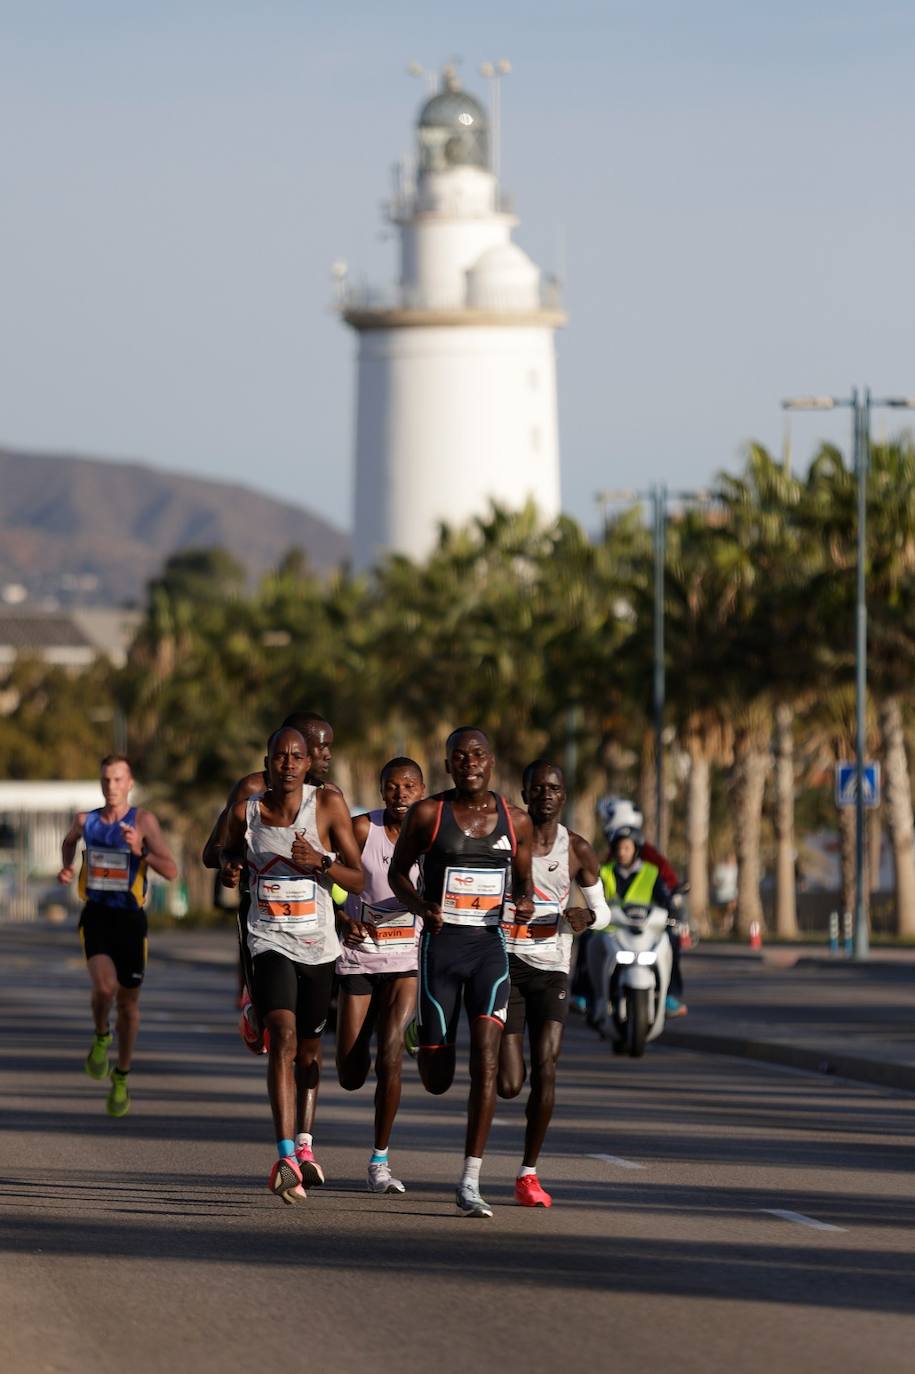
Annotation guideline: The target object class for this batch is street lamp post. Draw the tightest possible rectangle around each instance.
[782,388,915,959]
[597,485,708,847]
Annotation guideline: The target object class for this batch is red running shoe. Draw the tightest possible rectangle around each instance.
[238,991,267,1055]
[267,1156,307,1205]
[295,1141,325,1188]
[514,1174,553,1208]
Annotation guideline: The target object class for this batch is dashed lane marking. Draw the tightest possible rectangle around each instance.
[587,1153,645,1170]
[761,1209,846,1232]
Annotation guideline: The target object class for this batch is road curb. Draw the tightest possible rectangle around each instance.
[662,1026,915,1093]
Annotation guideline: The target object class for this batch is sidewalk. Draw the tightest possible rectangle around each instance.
[664,944,915,1092]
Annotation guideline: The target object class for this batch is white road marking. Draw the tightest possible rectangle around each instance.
[761,1209,846,1232]
[588,1153,645,1170]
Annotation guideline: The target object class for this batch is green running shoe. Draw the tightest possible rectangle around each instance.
[106,1068,130,1118]
[403,1018,419,1059]
[85,1032,113,1081]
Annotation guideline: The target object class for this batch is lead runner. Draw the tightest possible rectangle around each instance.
[389,726,534,1218]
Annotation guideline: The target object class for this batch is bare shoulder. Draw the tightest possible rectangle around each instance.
[232,771,266,803]
[353,812,372,846]
[320,780,343,796]
[508,803,533,836]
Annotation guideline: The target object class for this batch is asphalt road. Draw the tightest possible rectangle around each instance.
[2,926,914,1374]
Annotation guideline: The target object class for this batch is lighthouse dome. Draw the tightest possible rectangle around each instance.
[417,85,489,172]
[466,242,540,310]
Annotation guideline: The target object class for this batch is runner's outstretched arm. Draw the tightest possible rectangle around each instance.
[508,806,535,919]
[58,812,87,884]
[389,801,443,932]
[291,791,365,896]
[565,832,613,932]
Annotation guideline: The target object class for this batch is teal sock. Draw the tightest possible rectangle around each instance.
[277,1138,295,1159]
[370,1148,388,1164]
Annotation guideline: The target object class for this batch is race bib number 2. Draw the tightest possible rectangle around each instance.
[88,848,130,891]
[256,875,317,928]
[441,867,506,924]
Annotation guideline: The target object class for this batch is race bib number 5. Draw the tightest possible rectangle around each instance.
[88,848,130,891]
[502,901,562,950]
[256,875,317,927]
[441,867,506,924]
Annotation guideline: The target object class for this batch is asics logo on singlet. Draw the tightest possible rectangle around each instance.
[491,836,512,852]
[548,862,559,872]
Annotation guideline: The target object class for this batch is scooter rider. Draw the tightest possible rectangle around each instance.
[596,798,688,1017]
[586,824,672,1039]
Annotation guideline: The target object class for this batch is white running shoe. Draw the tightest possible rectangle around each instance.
[367,1160,406,1194]
[455,1181,493,1218]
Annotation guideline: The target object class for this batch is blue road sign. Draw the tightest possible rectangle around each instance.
[835,761,880,809]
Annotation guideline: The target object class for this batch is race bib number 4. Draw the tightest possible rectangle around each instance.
[256,875,317,927]
[88,848,130,891]
[441,867,506,924]
[361,904,417,949]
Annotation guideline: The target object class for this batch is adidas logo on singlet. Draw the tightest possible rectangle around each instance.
[492,836,512,852]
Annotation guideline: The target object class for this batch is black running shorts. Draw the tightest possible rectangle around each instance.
[250,951,335,1038]
[78,901,148,989]
[417,925,509,1049]
[505,955,569,1036]
[337,969,416,997]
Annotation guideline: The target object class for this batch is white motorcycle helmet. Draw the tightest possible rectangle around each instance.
[597,796,644,843]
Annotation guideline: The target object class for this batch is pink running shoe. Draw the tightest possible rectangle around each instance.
[295,1142,325,1188]
[514,1174,553,1208]
[238,992,266,1056]
[268,1156,307,1205]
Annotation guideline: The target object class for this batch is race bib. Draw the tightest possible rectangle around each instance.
[256,875,318,928]
[87,848,130,892]
[360,903,417,950]
[503,899,562,951]
[441,867,506,925]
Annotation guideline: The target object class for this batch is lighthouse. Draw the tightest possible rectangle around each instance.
[342,67,566,570]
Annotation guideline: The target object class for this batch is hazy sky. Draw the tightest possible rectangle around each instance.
[3,1,914,534]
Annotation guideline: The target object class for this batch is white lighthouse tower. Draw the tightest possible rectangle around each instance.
[342,67,566,570]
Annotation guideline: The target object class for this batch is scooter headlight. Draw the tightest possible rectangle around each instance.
[615,950,636,965]
[637,950,658,966]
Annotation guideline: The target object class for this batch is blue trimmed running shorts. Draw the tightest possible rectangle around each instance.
[417,925,509,1049]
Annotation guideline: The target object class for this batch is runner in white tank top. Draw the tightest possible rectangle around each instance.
[335,758,425,1195]
[498,760,612,1209]
[220,726,364,1204]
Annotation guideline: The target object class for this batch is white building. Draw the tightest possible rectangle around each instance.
[342,69,566,570]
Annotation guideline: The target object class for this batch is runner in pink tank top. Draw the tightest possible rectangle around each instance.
[335,756,425,1194]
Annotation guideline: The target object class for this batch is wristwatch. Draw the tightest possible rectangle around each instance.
[320,851,338,872]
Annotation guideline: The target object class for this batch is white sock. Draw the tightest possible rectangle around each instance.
[518,1165,537,1179]
[295,1132,313,1151]
[461,1155,482,1188]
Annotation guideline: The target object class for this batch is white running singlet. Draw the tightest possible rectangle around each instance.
[245,789,339,965]
[503,825,574,973]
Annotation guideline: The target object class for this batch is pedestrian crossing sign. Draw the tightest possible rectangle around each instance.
[835,761,880,809]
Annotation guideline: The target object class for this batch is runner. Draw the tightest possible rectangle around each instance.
[201,711,339,1029]
[220,726,363,1203]
[498,760,612,1206]
[57,754,177,1117]
[389,726,534,1218]
[336,757,425,1194]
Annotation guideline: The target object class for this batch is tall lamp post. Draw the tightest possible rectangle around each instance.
[597,485,709,845]
[782,389,915,959]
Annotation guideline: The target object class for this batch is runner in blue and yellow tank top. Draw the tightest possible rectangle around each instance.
[58,754,177,1117]
[389,726,534,1218]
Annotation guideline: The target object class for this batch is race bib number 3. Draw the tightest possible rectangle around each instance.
[88,849,130,891]
[256,875,317,927]
[361,904,417,949]
[442,867,506,924]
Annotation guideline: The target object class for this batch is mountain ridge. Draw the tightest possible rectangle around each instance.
[0,446,350,605]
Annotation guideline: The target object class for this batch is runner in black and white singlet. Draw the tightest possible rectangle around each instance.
[336,757,425,1195]
[220,727,363,1204]
[389,726,534,1218]
[498,761,612,1207]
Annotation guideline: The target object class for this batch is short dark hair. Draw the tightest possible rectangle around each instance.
[522,759,565,792]
[446,725,491,754]
[100,754,132,771]
[267,726,306,753]
[379,756,424,786]
[283,711,330,735]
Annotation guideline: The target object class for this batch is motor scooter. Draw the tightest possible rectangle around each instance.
[606,901,676,1057]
